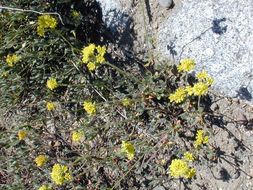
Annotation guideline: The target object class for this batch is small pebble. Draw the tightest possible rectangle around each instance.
[153,186,165,190]
[158,0,173,8]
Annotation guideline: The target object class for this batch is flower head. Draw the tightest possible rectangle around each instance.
[35,155,48,167]
[81,44,96,64]
[194,130,209,148]
[51,163,72,185]
[196,70,208,80]
[6,54,21,67]
[196,70,214,86]
[121,98,132,107]
[72,131,84,143]
[121,141,135,160]
[206,77,214,86]
[169,159,196,179]
[46,78,58,91]
[183,152,194,162]
[186,168,196,179]
[18,130,27,140]
[71,10,81,18]
[177,58,195,72]
[38,185,52,190]
[169,87,187,103]
[191,82,209,96]
[83,101,96,115]
[185,85,194,96]
[87,62,96,71]
[96,45,106,64]
[81,44,106,71]
[46,102,56,111]
[37,15,57,37]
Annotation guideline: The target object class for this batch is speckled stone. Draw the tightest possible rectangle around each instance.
[96,0,129,35]
[158,0,253,103]
[158,0,173,8]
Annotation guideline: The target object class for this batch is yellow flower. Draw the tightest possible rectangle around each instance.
[160,159,167,165]
[81,44,106,71]
[177,58,195,72]
[37,15,57,37]
[72,131,84,143]
[83,101,96,115]
[196,70,208,80]
[121,98,132,107]
[191,82,209,96]
[169,87,187,103]
[169,159,196,179]
[51,163,72,185]
[183,152,194,161]
[1,71,8,78]
[81,44,96,64]
[47,78,58,90]
[38,185,52,190]
[46,102,56,111]
[185,85,194,96]
[37,26,45,37]
[194,130,209,148]
[206,76,214,86]
[18,130,27,140]
[71,10,81,18]
[196,70,214,86]
[121,141,135,160]
[96,45,106,64]
[35,155,48,167]
[87,62,96,71]
[186,168,196,179]
[6,54,21,67]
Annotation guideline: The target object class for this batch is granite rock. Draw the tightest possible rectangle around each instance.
[158,0,253,103]
[96,0,253,103]
[96,0,129,35]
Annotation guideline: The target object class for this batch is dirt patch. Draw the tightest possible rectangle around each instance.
[116,0,182,59]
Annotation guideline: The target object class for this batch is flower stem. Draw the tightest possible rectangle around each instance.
[198,95,201,110]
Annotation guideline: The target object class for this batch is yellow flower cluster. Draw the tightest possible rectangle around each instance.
[184,70,214,97]
[34,155,48,167]
[72,131,84,143]
[18,130,27,140]
[46,102,56,111]
[177,58,195,72]
[194,130,209,148]
[38,185,52,190]
[51,163,72,185]
[196,70,214,85]
[183,152,194,162]
[169,60,214,103]
[121,98,132,107]
[71,10,81,18]
[169,87,187,103]
[121,141,135,160]
[186,82,209,96]
[81,44,106,71]
[37,15,57,37]
[83,101,96,115]
[6,54,21,67]
[46,78,58,91]
[169,159,196,179]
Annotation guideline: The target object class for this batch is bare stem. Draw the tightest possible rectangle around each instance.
[198,95,201,110]
[0,6,64,25]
